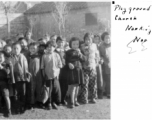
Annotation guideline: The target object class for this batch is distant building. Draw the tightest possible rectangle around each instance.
[24,2,111,41]
[0,2,111,41]
[0,2,38,40]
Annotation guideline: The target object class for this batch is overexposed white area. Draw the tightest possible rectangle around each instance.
[112,0,152,120]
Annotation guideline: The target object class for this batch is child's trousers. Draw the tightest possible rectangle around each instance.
[79,69,97,103]
[14,81,26,106]
[46,77,61,105]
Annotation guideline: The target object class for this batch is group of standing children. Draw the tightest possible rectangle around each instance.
[0,31,111,117]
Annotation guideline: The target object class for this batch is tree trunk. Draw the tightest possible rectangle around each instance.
[6,13,10,38]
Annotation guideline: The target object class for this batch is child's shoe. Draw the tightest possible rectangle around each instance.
[46,103,52,110]
[90,98,96,104]
[52,103,58,110]
[80,100,88,104]
[75,101,80,106]
[6,109,12,117]
[69,104,75,108]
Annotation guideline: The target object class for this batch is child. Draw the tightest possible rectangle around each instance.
[25,31,34,45]
[11,43,31,113]
[50,35,57,48]
[99,32,111,98]
[55,36,67,105]
[4,45,15,97]
[18,37,30,59]
[38,38,47,45]
[0,51,14,117]
[79,32,98,104]
[41,41,62,110]
[28,42,43,109]
[93,34,104,99]
[65,37,85,108]
[43,34,50,42]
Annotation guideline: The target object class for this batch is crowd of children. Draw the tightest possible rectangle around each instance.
[0,31,111,117]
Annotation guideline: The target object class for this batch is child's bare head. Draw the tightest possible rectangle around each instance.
[93,34,100,45]
[101,32,110,44]
[69,37,80,50]
[18,37,27,48]
[4,45,12,54]
[46,41,55,53]
[29,42,38,55]
[84,32,93,46]
[13,43,21,55]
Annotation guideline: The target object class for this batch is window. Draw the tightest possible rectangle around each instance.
[85,13,98,26]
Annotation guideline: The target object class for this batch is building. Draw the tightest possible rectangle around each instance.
[24,2,111,41]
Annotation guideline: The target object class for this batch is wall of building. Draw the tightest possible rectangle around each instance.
[0,13,28,40]
[25,4,111,41]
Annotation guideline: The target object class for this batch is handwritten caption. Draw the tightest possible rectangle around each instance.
[114,4,152,54]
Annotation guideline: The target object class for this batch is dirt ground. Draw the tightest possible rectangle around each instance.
[0,98,110,119]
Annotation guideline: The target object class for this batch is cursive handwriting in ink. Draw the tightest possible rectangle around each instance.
[127,36,147,54]
[114,5,127,14]
[115,15,137,20]
[129,5,152,14]
[125,25,151,35]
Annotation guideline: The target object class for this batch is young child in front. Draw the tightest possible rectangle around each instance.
[0,51,14,117]
[65,37,86,108]
[28,42,43,109]
[41,41,62,110]
[11,43,31,113]
[79,32,98,104]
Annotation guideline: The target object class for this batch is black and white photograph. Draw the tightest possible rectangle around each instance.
[0,1,111,119]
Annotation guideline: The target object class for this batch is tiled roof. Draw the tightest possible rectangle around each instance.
[24,2,110,14]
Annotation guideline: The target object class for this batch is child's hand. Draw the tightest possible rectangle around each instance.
[0,64,3,69]
[68,63,74,69]
[99,59,104,64]
[26,72,32,77]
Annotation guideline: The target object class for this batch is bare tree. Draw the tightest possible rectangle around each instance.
[0,2,16,38]
[52,2,70,37]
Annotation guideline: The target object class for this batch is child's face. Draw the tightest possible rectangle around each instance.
[5,46,12,54]
[51,36,57,43]
[57,40,64,48]
[0,53,5,63]
[47,44,55,53]
[80,43,85,52]
[93,37,100,45]
[20,40,27,48]
[85,37,92,46]
[104,35,110,44]
[84,48,89,55]
[44,35,50,42]
[71,40,79,50]
[26,32,32,39]
[29,45,38,55]
[13,44,21,55]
